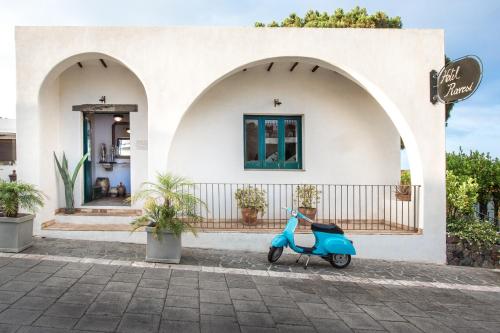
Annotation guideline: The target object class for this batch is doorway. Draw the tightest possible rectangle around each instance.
[82,111,131,206]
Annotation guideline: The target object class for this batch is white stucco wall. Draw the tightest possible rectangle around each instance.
[0,118,16,180]
[169,61,400,184]
[15,27,446,263]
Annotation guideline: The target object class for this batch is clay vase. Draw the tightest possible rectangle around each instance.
[117,182,126,197]
[298,207,317,225]
[240,208,259,226]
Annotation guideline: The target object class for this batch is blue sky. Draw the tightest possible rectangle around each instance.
[0,0,499,158]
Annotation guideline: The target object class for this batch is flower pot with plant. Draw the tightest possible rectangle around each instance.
[130,173,204,263]
[0,180,45,252]
[396,170,412,201]
[54,152,89,214]
[296,185,321,225]
[235,187,267,225]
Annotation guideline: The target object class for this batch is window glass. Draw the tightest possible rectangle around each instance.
[245,119,259,163]
[264,119,279,162]
[284,119,298,162]
[244,116,301,169]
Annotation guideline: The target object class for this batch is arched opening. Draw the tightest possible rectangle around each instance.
[168,57,423,232]
[38,52,148,216]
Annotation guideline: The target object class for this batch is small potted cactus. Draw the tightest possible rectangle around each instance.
[235,187,267,225]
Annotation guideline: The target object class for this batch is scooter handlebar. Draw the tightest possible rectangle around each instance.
[281,207,314,223]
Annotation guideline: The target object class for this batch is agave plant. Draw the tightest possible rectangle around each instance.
[54,152,89,214]
[130,173,205,238]
[0,180,46,218]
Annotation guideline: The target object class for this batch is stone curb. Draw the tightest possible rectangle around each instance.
[1,252,499,293]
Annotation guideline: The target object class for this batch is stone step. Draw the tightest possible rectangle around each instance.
[54,208,142,225]
[54,214,138,225]
[40,223,146,244]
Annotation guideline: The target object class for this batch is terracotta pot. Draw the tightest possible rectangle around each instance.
[240,208,259,225]
[298,207,317,225]
[395,185,411,201]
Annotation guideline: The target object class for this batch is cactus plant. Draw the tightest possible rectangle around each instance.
[54,152,89,214]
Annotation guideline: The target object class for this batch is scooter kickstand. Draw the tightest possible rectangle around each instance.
[304,256,310,270]
[296,254,302,263]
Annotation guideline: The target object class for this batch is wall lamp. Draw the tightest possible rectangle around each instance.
[274,99,282,107]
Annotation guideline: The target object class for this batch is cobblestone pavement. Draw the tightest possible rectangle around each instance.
[0,254,499,333]
[24,238,500,286]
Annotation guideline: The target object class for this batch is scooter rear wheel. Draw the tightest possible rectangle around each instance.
[268,246,283,263]
[329,254,351,269]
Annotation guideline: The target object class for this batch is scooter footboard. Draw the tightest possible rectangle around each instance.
[324,237,356,255]
[271,234,289,248]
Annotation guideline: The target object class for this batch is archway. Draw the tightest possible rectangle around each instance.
[169,56,422,185]
[168,57,423,231]
[38,52,148,219]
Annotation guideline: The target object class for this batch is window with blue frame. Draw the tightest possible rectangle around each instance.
[244,115,302,169]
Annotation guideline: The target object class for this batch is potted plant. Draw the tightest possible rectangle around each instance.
[235,187,267,225]
[54,152,89,214]
[130,173,204,263]
[296,185,321,225]
[0,180,45,252]
[396,170,412,201]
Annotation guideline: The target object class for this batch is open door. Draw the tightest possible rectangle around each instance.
[83,114,93,203]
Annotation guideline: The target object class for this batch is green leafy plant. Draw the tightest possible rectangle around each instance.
[295,185,321,209]
[255,7,402,28]
[130,173,204,238]
[54,152,89,214]
[446,170,479,220]
[0,180,45,218]
[447,217,498,249]
[400,170,411,186]
[234,187,267,216]
[445,170,498,249]
[447,148,500,219]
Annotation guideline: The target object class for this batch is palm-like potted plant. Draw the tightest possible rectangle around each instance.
[396,170,412,201]
[0,180,45,252]
[54,152,89,214]
[235,187,267,225]
[296,185,321,225]
[130,173,204,263]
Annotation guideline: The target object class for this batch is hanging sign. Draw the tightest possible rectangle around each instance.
[430,55,482,104]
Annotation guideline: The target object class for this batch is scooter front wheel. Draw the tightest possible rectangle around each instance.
[268,246,283,263]
[329,254,351,269]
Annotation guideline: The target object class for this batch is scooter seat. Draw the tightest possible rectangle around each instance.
[311,223,344,234]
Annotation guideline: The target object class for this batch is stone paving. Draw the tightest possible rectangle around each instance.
[0,253,498,333]
[24,238,500,286]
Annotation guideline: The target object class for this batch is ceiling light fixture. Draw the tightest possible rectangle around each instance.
[113,114,123,122]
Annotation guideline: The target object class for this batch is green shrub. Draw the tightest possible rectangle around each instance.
[235,187,267,215]
[295,185,321,208]
[447,217,499,249]
[130,173,204,238]
[446,170,479,220]
[0,180,46,218]
[400,170,411,185]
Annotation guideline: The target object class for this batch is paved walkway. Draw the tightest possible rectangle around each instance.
[0,238,496,333]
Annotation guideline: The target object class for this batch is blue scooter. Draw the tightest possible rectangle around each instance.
[268,207,356,269]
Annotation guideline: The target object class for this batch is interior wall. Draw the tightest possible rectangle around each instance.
[54,60,147,208]
[92,113,131,193]
[168,62,400,184]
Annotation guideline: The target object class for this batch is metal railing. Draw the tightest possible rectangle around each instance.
[178,184,421,233]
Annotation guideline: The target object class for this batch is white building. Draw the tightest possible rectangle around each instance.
[15,27,446,263]
[0,117,16,180]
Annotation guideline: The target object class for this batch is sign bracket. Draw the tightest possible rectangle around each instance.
[429,70,438,104]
